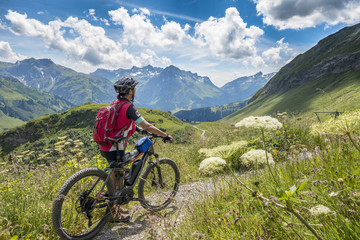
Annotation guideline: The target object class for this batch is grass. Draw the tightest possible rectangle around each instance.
[167,115,360,239]
[0,111,24,131]
[1,111,360,239]
[0,103,192,156]
[0,128,202,239]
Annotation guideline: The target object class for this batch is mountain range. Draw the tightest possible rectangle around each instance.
[92,65,274,111]
[0,58,273,112]
[1,23,359,132]
[0,58,115,106]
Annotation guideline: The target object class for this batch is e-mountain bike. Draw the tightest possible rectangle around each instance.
[52,134,180,240]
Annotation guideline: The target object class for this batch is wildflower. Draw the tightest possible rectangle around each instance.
[328,191,339,197]
[299,148,313,160]
[240,149,274,167]
[310,205,333,216]
[235,116,283,131]
[198,157,226,175]
[310,111,360,136]
[54,140,66,146]
[273,149,278,156]
[199,141,247,158]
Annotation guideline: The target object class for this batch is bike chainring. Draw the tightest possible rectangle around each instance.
[116,187,134,205]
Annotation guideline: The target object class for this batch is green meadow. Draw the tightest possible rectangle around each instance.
[1,102,360,239]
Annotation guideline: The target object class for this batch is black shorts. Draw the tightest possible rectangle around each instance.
[100,150,125,167]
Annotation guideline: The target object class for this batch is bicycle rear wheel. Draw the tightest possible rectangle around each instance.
[138,158,180,211]
[52,168,115,240]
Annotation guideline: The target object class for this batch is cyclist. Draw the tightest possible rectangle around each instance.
[99,77,173,222]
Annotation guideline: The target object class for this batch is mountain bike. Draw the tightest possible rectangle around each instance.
[52,134,180,240]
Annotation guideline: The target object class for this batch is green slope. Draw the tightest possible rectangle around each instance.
[224,69,360,123]
[0,103,191,156]
[0,111,24,130]
[0,77,73,130]
[224,23,360,123]
[174,100,248,122]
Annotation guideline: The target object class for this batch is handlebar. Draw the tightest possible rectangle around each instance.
[148,133,173,143]
[105,133,172,144]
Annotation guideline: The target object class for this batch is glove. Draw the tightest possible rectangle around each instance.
[163,134,173,143]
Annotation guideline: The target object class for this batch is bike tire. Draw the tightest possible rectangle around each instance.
[138,158,180,211]
[52,168,115,240]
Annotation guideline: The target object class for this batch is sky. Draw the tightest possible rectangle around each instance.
[0,0,359,87]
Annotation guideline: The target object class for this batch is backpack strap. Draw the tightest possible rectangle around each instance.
[113,101,132,138]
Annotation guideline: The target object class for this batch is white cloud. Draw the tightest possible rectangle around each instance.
[89,9,96,16]
[262,37,291,64]
[87,9,109,26]
[109,7,189,48]
[4,10,159,70]
[194,7,264,60]
[254,0,360,29]
[0,41,26,62]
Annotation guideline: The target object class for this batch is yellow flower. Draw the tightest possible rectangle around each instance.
[273,149,278,156]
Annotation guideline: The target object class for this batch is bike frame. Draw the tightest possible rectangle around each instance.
[92,136,164,207]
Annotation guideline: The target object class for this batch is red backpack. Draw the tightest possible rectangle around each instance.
[93,101,128,145]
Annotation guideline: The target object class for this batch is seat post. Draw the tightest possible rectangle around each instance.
[116,142,121,162]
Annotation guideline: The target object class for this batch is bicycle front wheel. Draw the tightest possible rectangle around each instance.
[52,168,115,240]
[138,158,180,211]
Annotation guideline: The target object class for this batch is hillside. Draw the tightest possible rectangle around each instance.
[0,103,191,156]
[225,23,360,123]
[174,100,248,122]
[0,58,115,105]
[0,76,73,131]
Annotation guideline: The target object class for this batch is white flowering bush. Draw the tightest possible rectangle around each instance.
[235,116,283,131]
[310,205,333,217]
[199,141,247,159]
[240,149,274,167]
[198,157,227,175]
[311,111,360,136]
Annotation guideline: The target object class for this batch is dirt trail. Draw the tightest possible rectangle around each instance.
[192,126,206,139]
[95,178,221,240]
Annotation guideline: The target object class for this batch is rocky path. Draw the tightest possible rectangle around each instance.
[95,178,221,240]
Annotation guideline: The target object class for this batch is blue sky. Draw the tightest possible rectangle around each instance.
[0,0,359,86]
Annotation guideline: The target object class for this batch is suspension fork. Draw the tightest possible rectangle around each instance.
[153,153,164,188]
